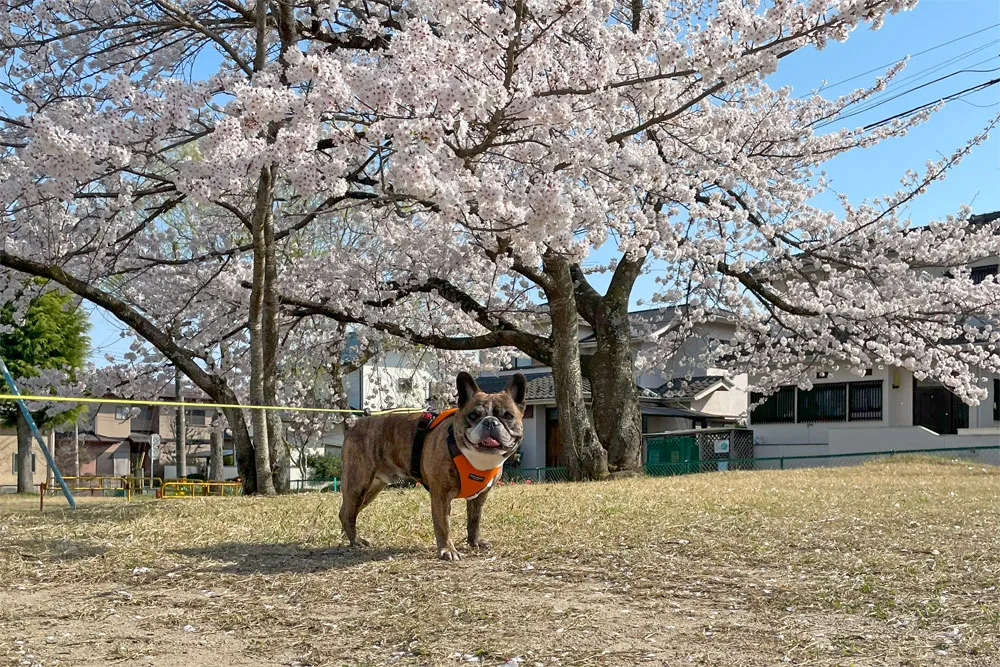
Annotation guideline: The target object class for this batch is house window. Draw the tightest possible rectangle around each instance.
[750,386,795,424]
[522,405,534,419]
[187,409,207,426]
[12,454,36,473]
[115,406,129,420]
[971,264,998,284]
[994,379,999,422]
[797,383,847,422]
[849,381,883,422]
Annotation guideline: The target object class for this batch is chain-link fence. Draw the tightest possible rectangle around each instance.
[644,428,754,475]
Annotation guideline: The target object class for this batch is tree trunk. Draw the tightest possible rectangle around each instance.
[72,421,80,477]
[209,426,224,481]
[572,258,647,474]
[263,184,288,493]
[15,410,34,493]
[267,410,289,492]
[588,321,643,473]
[543,254,608,481]
[248,165,277,495]
[221,406,256,490]
[174,368,187,479]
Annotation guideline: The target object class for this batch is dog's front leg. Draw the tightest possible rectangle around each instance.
[431,490,460,561]
[466,490,492,551]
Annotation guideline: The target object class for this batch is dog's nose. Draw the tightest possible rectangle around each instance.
[482,416,501,430]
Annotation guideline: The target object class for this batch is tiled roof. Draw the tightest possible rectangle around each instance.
[477,372,732,403]
[656,375,728,399]
[579,307,685,342]
[475,372,591,402]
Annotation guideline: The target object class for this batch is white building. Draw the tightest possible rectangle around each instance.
[289,345,437,487]
[748,365,1000,463]
[749,217,1000,464]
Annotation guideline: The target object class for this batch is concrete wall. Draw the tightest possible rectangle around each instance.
[352,357,435,411]
[90,440,131,477]
[94,406,131,439]
[0,429,47,489]
[690,373,749,418]
[516,408,547,469]
[636,321,739,389]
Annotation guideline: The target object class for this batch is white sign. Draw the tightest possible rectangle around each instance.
[149,433,161,458]
[714,439,730,454]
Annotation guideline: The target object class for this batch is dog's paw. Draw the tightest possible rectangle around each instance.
[349,536,371,548]
[467,539,492,552]
[438,548,462,561]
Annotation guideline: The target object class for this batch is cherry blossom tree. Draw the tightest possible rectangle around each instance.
[268,0,1000,476]
[2,0,999,486]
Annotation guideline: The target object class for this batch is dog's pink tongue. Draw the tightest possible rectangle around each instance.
[482,437,500,448]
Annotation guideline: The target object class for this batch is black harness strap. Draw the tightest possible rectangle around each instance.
[410,411,436,484]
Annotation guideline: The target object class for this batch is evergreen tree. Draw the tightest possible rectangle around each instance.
[0,282,90,492]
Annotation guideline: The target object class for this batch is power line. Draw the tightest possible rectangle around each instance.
[819,63,1000,128]
[804,22,1000,96]
[863,40,1000,102]
[863,76,1000,131]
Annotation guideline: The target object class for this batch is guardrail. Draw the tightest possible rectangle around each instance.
[122,476,163,496]
[159,480,242,498]
[50,476,131,497]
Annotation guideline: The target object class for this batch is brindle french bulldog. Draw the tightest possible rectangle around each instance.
[339,372,527,560]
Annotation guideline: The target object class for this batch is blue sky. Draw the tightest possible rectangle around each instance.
[87,1,1000,364]
[587,0,1000,302]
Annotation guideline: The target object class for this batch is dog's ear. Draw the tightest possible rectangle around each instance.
[456,372,480,407]
[505,373,527,408]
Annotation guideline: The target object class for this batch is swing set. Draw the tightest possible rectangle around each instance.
[0,356,75,509]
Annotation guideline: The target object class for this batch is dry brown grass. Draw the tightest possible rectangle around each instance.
[2,458,1000,666]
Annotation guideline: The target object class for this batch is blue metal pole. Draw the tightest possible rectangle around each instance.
[0,357,75,509]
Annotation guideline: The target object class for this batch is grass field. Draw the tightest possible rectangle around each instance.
[2,457,1000,666]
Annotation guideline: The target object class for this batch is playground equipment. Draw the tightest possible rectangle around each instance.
[160,480,242,498]
[0,356,75,509]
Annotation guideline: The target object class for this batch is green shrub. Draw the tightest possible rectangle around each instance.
[308,453,342,479]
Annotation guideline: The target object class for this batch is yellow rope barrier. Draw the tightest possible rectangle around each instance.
[0,393,424,415]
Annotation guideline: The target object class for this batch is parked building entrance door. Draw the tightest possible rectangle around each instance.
[544,407,565,467]
[913,381,968,435]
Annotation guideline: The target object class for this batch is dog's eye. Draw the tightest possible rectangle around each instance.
[501,411,514,421]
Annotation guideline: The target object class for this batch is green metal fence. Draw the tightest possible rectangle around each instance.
[290,444,1000,491]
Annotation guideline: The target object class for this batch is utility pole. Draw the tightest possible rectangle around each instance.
[73,421,80,477]
[46,430,55,488]
[175,367,187,479]
[210,421,224,481]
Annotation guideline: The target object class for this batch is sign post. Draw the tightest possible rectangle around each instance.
[714,439,730,472]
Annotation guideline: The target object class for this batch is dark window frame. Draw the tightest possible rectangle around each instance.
[971,264,999,284]
[797,383,848,422]
[848,380,883,422]
[750,385,796,424]
[994,378,999,422]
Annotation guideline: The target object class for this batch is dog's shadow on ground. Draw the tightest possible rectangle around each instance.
[172,542,424,574]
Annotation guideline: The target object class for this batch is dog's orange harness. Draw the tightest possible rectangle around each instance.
[410,408,503,499]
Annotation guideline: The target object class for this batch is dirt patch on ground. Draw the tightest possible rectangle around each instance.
[3,458,1000,666]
